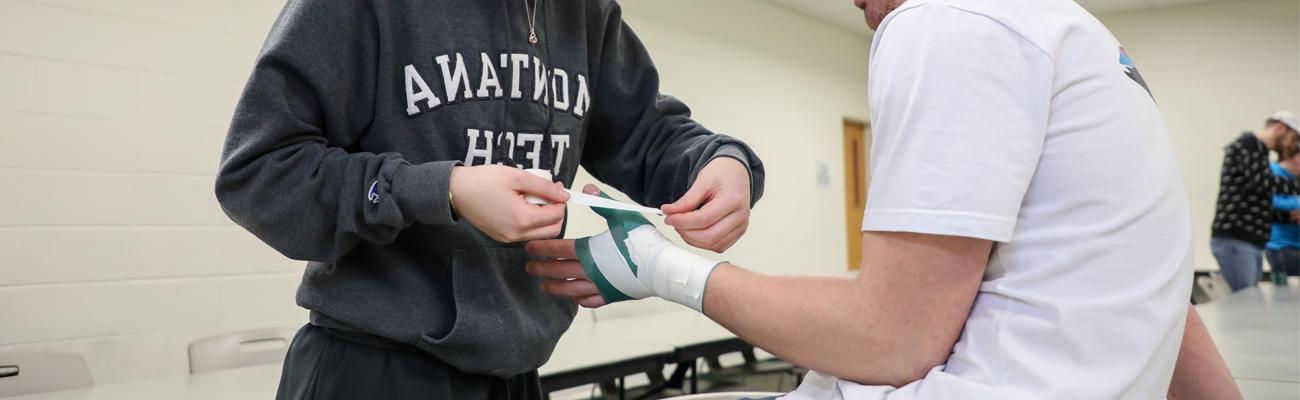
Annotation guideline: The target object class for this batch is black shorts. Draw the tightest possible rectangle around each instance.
[276,324,544,400]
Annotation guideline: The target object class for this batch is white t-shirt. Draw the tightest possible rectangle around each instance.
[784,0,1194,398]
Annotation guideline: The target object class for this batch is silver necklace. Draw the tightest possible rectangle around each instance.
[524,0,539,44]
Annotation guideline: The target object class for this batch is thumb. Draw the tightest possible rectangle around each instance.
[513,171,570,203]
[582,184,622,219]
[662,181,710,215]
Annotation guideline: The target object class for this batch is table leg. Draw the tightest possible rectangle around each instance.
[690,361,698,394]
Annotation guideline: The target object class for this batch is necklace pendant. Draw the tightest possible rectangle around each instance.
[528,31,538,44]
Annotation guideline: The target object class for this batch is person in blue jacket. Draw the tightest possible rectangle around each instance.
[1266,158,1300,285]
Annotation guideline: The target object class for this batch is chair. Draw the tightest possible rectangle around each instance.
[1193,274,1232,304]
[188,327,297,374]
[663,392,783,400]
[0,352,94,397]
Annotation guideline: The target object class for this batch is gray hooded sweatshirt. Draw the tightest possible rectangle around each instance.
[215,0,765,377]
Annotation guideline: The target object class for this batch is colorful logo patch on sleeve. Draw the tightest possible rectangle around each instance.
[1119,47,1152,98]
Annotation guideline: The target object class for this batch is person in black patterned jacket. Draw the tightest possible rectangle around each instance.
[1210,111,1300,291]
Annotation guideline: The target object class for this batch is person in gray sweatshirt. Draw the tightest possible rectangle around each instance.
[214,0,765,398]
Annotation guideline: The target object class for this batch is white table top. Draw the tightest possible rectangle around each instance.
[1195,282,1300,385]
[27,293,1289,400]
[7,364,282,400]
[9,317,684,400]
[575,311,738,349]
[37,293,1292,399]
[540,324,673,376]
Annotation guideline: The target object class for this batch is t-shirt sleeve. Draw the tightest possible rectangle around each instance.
[861,5,1054,242]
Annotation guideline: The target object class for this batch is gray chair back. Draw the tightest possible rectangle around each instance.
[0,352,93,397]
[187,327,297,374]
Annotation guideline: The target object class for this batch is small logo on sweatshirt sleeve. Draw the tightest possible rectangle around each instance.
[368,180,381,204]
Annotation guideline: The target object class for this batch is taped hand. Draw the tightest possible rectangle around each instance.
[526,185,722,312]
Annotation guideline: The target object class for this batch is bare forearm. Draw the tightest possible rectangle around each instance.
[703,265,886,383]
[700,233,988,386]
[702,264,966,386]
[1168,305,1241,400]
[524,231,989,386]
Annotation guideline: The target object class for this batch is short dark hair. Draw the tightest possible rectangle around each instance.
[1267,119,1281,127]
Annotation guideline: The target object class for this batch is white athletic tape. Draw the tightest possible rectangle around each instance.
[523,169,663,215]
[524,169,553,205]
[624,226,719,312]
[566,190,664,215]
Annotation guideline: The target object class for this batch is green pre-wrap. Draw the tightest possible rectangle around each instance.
[575,191,656,303]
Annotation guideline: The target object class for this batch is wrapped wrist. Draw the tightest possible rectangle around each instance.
[576,216,720,313]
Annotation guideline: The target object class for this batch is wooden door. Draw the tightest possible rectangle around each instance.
[843,121,870,270]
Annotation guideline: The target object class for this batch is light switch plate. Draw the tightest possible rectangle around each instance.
[816,163,831,188]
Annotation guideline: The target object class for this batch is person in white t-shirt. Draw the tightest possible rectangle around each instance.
[524,0,1241,398]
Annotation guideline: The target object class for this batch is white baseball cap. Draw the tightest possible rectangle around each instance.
[1269,110,1300,132]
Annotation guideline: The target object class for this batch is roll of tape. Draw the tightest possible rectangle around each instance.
[524,169,553,205]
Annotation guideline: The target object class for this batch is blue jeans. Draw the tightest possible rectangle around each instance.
[1211,237,1263,292]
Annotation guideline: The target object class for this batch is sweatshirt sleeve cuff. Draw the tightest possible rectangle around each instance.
[392,161,461,226]
[706,145,760,208]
